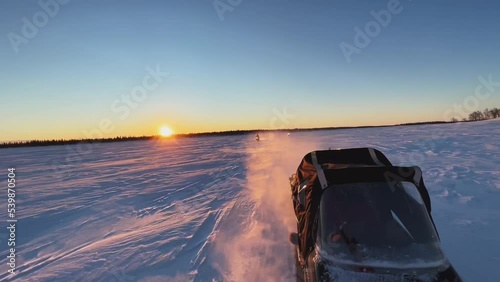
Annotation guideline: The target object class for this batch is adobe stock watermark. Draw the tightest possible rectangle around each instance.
[269,107,296,130]
[110,65,169,120]
[213,0,244,21]
[398,73,499,166]
[51,65,169,178]
[207,161,240,186]
[107,268,134,282]
[339,0,406,63]
[7,0,71,54]
[443,74,500,121]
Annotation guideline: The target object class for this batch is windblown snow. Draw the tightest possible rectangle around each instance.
[0,120,499,281]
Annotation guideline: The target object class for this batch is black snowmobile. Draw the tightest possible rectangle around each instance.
[289,148,462,282]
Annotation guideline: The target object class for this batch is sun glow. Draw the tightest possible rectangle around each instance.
[160,126,174,137]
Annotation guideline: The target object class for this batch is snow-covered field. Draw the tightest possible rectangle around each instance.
[0,120,499,282]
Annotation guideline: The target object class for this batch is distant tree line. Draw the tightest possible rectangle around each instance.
[451,107,500,122]
[396,121,450,126]
[1,108,499,149]
[0,136,154,149]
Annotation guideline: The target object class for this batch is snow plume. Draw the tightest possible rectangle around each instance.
[215,132,320,282]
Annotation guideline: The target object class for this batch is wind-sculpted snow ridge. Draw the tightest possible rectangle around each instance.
[0,119,498,281]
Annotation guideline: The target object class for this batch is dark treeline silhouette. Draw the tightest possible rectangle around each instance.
[2,107,498,149]
[177,125,394,137]
[1,136,153,149]
[395,121,450,126]
[464,107,500,122]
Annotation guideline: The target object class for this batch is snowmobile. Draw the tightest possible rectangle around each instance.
[289,148,462,282]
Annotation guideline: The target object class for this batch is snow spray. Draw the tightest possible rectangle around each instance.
[215,132,320,282]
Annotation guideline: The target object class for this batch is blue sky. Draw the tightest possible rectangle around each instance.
[1,0,499,141]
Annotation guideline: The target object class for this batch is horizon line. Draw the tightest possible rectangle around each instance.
[0,119,480,148]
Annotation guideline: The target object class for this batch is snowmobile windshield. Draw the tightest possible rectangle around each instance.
[318,181,447,270]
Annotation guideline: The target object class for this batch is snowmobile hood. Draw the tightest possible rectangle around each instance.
[290,149,436,261]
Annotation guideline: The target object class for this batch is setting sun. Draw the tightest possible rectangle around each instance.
[160,126,174,137]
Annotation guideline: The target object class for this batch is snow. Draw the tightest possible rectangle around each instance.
[0,120,498,281]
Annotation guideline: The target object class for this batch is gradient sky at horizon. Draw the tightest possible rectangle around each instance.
[1,0,499,141]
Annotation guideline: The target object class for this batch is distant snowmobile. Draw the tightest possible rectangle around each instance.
[289,148,463,282]
[255,134,260,141]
